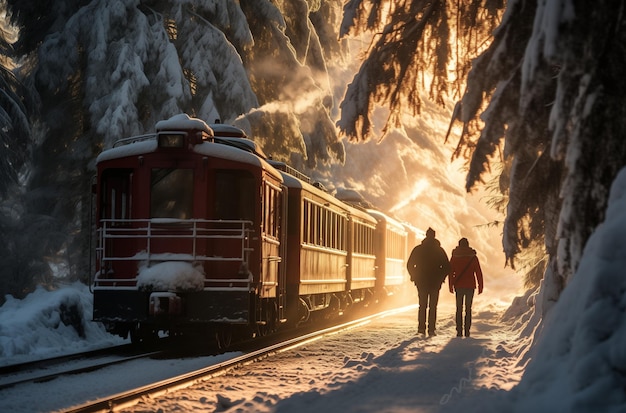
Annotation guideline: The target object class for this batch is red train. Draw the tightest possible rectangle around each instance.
[91,114,419,345]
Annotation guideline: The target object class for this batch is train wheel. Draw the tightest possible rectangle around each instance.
[299,298,311,323]
[215,328,233,349]
[256,301,277,337]
[130,324,159,346]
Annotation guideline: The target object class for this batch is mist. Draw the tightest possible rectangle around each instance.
[316,47,521,308]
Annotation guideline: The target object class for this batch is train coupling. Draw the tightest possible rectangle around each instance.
[149,292,182,316]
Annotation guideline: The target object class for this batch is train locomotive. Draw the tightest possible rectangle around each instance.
[91,114,418,345]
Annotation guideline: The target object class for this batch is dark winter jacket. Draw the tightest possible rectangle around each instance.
[448,245,483,292]
[406,237,450,290]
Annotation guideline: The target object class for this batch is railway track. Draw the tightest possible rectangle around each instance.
[0,344,163,391]
[69,305,415,412]
[0,304,415,413]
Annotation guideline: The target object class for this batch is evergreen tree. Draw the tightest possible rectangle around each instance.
[0,2,38,302]
[338,0,626,303]
[451,0,626,295]
[338,0,503,141]
[237,0,345,170]
[1,0,352,292]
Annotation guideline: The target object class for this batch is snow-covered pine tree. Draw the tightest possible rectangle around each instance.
[452,0,626,297]
[236,0,345,170]
[338,0,626,304]
[1,0,353,289]
[0,6,38,302]
[337,0,503,142]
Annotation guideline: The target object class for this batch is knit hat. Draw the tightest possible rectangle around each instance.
[426,227,435,238]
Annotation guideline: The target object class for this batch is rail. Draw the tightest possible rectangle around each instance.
[64,305,417,413]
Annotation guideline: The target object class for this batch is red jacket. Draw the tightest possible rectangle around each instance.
[448,246,483,293]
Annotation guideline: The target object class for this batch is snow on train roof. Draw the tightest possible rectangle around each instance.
[210,123,247,137]
[366,209,409,232]
[97,138,281,180]
[96,139,158,163]
[192,142,282,180]
[280,172,376,222]
[96,115,282,181]
[155,113,213,134]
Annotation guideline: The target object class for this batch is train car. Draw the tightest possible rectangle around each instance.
[367,209,411,298]
[403,222,426,262]
[269,164,378,323]
[92,114,285,344]
[91,113,421,346]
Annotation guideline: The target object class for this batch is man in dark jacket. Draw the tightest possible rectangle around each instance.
[406,227,450,336]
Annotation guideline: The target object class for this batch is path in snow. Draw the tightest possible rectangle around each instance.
[125,301,528,413]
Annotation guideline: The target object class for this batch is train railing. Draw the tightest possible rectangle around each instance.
[93,218,254,290]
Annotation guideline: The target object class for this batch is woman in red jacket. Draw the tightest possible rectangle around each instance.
[448,238,483,337]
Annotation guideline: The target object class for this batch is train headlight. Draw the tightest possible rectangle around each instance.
[158,133,186,148]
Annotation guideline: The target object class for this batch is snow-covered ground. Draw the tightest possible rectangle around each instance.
[2,167,626,412]
[125,301,528,413]
[0,287,529,413]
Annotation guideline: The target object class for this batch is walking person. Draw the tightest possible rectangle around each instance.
[406,227,450,336]
[449,238,483,337]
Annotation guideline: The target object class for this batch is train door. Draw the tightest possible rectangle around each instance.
[261,180,282,298]
[277,184,288,322]
[148,165,196,258]
[212,170,256,281]
[96,169,134,281]
[100,169,133,221]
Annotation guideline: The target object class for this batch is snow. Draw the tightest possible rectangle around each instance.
[3,166,626,411]
[0,283,125,364]
[136,261,205,291]
[498,167,626,412]
[1,156,625,412]
[95,138,157,162]
[155,113,213,134]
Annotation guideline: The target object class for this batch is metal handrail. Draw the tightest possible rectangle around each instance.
[95,218,254,287]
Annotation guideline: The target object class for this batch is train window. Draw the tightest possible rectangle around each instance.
[303,201,310,244]
[214,170,255,221]
[303,200,320,246]
[315,204,321,245]
[151,168,193,219]
[100,169,133,221]
[319,208,328,247]
[353,222,374,256]
[386,230,407,259]
[329,211,336,249]
[338,215,345,250]
[262,183,281,239]
[301,200,347,251]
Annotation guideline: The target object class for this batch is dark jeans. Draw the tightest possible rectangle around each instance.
[455,288,475,335]
[417,286,440,334]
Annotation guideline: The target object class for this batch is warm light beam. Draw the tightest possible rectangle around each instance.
[389,178,429,213]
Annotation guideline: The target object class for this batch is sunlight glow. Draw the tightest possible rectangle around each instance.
[389,178,430,213]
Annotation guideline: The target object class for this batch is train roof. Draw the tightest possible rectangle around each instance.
[366,209,409,233]
[155,113,213,134]
[208,122,269,159]
[402,222,426,239]
[96,115,282,181]
[96,139,159,163]
[212,136,268,159]
[335,188,374,210]
[210,123,247,137]
[278,169,376,222]
[193,142,282,181]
